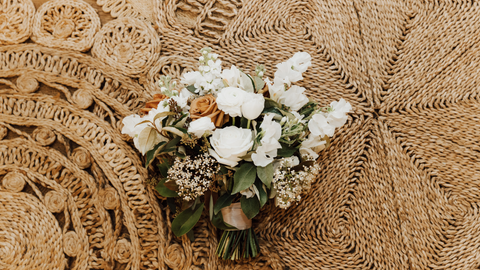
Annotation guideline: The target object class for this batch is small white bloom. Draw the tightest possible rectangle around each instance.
[209,126,253,167]
[181,71,203,86]
[188,117,216,138]
[265,78,285,102]
[240,184,257,198]
[216,87,246,117]
[241,93,265,120]
[300,134,327,160]
[274,61,303,86]
[251,114,282,167]
[289,52,312,73]
[121,114,147,138]
[277,85,309,111]
[221,65,254,92]
[308,114,335,137]
[326,98,352,128]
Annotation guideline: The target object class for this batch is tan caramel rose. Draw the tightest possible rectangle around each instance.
[140,93,168,114]
[190,95,229,127]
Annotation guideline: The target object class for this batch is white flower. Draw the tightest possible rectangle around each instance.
[265,78,285,102]
[277,85,309,111]
[121,114,147,138]
[181,71,203,87]
[308,113,335,137]
[170,95,188,111]
[326,98,352,128]
[134,126,168,155]
[241,93,264,120]
[222,65,254,92]
[300,134,327,160]
[251,114,282,167]
[188,117,215,138]
[274,61,303,86]
[289,52,312,73]
[240,184,259,199]
[216,87,246,117]
[272,156,299,172]
[209,126,253,167]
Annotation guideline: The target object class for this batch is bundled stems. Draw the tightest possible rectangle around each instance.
[215,228,259,260]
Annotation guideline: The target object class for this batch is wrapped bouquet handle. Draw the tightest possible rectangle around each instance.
[217,202,259,260]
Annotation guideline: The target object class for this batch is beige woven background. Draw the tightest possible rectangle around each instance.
[1,0,479,269]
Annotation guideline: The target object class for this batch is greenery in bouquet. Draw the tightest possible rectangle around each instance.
[121,47,351,260]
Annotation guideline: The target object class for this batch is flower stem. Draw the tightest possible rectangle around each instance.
[247,119,251,129]
[232,117,236,126]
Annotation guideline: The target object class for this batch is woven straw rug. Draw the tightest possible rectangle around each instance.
[1,0,479,269]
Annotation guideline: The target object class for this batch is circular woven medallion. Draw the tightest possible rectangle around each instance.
[92,17,160,77]
[0,0,35,45]
[32,0,100,52]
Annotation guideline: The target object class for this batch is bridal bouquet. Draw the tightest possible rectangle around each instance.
[122,48,351,260]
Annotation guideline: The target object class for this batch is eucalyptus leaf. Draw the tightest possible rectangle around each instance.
[157,136,181,155]
[155,178,178,198]
[240,196,260,219]
[232,163,257,194]
[277,143,299,157]
[256,163,273,188]
[163,126,186,137]
[253,76,265,91]
[145,141,166,167]
[171,203,204,237]
[214,193,235,214]
[153,111,176,125]
[241,72,255,93]
[186,85,197,94]
[254,180,267,207]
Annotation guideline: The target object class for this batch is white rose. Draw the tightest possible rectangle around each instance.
[277,85,309,111]
[308,113,335,137]
[251,114,282,167]
[326,98,352,128]
[241,92,265,120]
[216,87,246,117]
[209,126,253,167]
[121,114,147,138]
[188,117,216,138]
[300,134,327,160]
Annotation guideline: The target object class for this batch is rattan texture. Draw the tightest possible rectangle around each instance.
[1,0,480,269]
[0,0,35,45]
[31,0,101,52]
[92,16,161,77]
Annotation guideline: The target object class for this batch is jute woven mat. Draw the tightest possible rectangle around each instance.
[0,0,478,269]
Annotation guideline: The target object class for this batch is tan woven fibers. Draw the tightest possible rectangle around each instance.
[92,16,160,77]
[2,0,480,269]
[0,0,35,45]
[32,0,101,52]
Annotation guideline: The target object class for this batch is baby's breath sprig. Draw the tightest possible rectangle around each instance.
[158,75,179,97]
[272,158,320,209]
[167,154,221,201]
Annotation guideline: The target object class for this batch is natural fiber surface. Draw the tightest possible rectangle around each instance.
[1,0,480,269]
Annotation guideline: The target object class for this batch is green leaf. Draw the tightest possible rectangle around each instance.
[175,151,186,159]
[167,197,176,213]
[211,211,236,230]
[155,178,178,197]
[232,163,257,194]
[240,117,249,129]
[171,202,204,237]
[254,180,267,207]
[157,159,169,178]
[277,143,299,157]
[262,106,283,116]
[186,85,197,94]
[214,193,235,215]
[163,126,186,137]
[145,141,167,167]
[157,136,181,155]
[264,98,280,109]
[172,113,188,126]
[240,196,260,219]
[256,163,273,188]
[186,230,195,242]
[253,76,265,91]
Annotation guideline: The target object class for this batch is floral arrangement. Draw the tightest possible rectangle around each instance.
[122,47,351,260]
